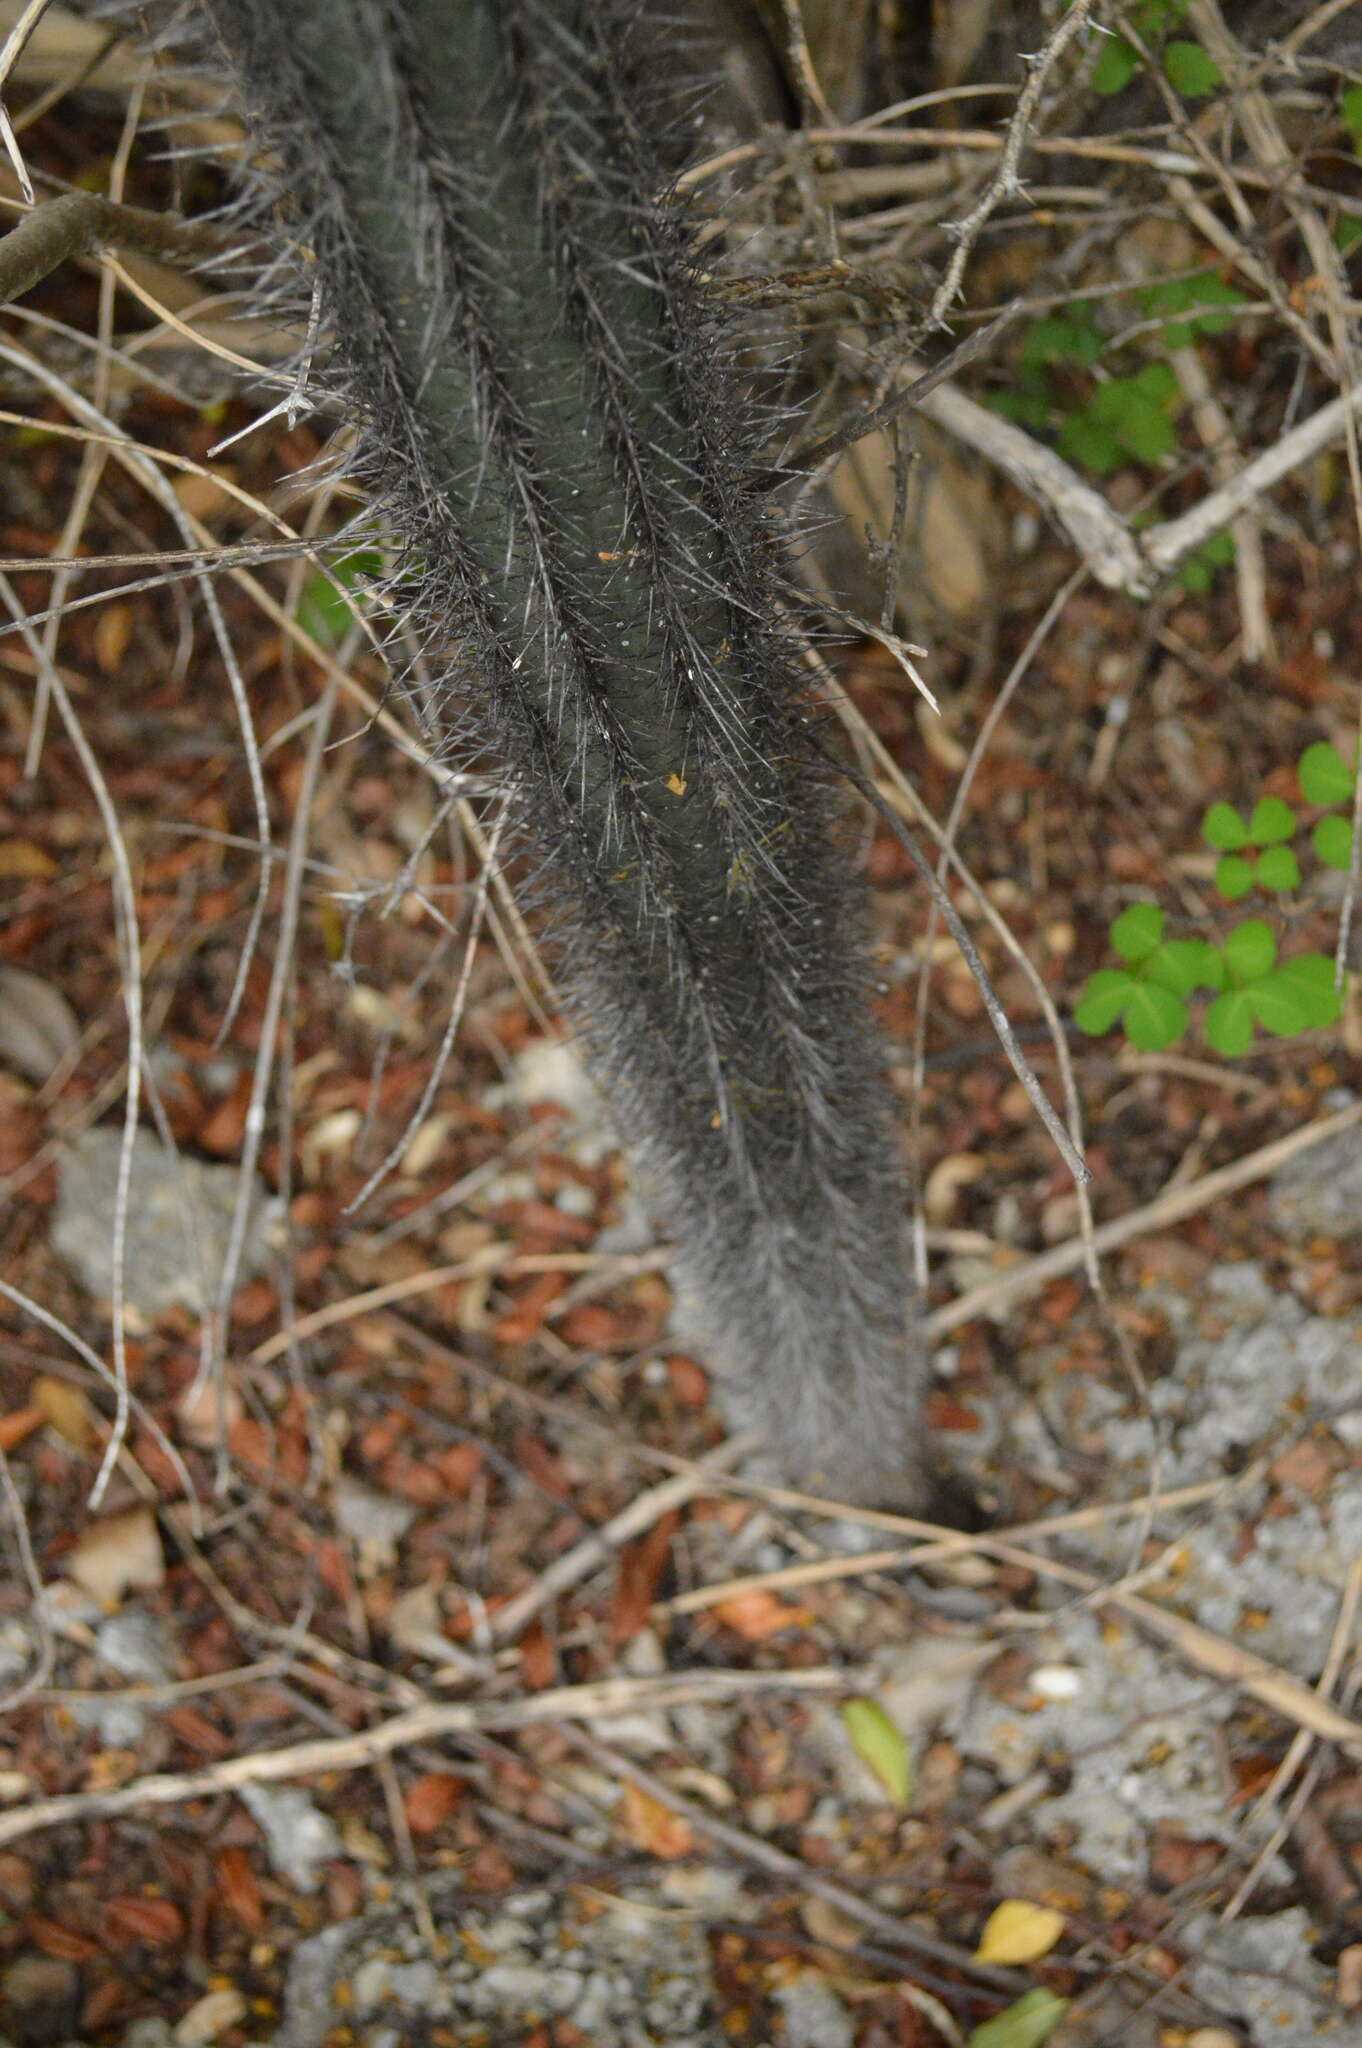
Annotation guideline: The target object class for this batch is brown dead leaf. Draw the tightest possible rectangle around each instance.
[0,1405,45,1453]
[23,1916,101,1963]
[519,1621,557,1691]
[404,1772,466,1835]
[198,1070,253,1157]
[1270,1438,1336,1496]
[620,1780,695,1860]
[494,1273,569,1346]
[610,1511,679,1647]
[163,1705,232,1758]
[214,1847,264,1934]
[101,1896,183,1948]
[432,1441,485,1494]
[711,1589,811,1640]
[172,467,235,523]
[664,1354,710,1408]
[512,1427,571,1499]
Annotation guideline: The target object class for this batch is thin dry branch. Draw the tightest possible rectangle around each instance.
[0,1666,853,1850]
[0,189,222,302]
[930,1097,1362,1335]
[917,371,1362,592]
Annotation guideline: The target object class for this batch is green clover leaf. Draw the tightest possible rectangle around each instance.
[1222,919,1276,983]
[1270,954,1342,1030]
[1202,802,1248,851]
[1109,902,1163,965]
[1314,815,1355,871]
[1074,968,1136,1036]
[1253,846,1300,892]
[1246,976,1312,1037]
[1247,797,1295,845]
[1144,938,1223,995]
[1205,989,1254,1057]
[1298,742,1355,808]
[1214,854,1255,900]
[1122,980,1188,1052]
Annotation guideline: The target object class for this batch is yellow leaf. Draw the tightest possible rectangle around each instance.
[0,840,57,880]
[33,1374,98,1453]
[840,1696,912,1809]
[666,772,687,795]
[974,1899,1065,1966]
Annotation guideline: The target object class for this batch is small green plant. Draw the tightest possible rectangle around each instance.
[988,262,1244,593]
[297,545,384,647]
[1090,0,1223,99]
[1074,743,1353,1058]
[1299,740,1359,870]
[1201,796,1299,899]
[1333,90,1362,251]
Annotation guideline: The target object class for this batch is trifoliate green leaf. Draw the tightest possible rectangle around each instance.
[1144,939,1222,996]
[1110,902,1163,964]
[1223,919,1276,983]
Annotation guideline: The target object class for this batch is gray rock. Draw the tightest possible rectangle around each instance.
[330,1481,416,1568]
[239,1785,340,1895]
[120,2023,176,2048]
[94,1610,173,1686]
[1269,1122,1362,1242]
[265,1883,728,2047]
[1185,1906,1340,2042]
[770,1971,856,2048]
[53,1127,276,1315]
[1,1954,79,2046]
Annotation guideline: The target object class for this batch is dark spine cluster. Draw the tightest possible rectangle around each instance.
[199,0,929,1504]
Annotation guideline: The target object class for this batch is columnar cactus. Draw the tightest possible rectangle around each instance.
[199,0,929,1504]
